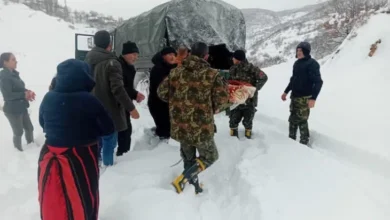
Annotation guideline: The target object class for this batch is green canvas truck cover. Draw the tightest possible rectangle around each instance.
[113,0,246,70]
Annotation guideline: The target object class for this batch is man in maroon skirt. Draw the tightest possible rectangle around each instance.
[38,59,114,220]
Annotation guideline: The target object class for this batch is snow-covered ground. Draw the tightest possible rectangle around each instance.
[0,1,389,220]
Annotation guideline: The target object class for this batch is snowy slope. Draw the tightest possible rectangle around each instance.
[315,13,390,160]
[243,2,339,68]
[1,1,390,220]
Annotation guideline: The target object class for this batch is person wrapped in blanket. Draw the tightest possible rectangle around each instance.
[38,59,114,220]
[228,50,268,139]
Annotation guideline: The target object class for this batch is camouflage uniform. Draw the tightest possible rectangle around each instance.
[218,70,231,116]
[157,55,230,193]
[228,61,268,137]
[180,139,218,171]
[288,96,311,144]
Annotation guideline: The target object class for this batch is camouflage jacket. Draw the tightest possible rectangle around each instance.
[157,55,230,144]
[229,61,268,107]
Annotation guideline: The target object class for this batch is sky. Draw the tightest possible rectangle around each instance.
[65,0,320,19]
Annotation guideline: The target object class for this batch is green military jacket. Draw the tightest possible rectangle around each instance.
[157,55,230,144]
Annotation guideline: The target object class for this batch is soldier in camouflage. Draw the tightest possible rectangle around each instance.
[229,50,268,139]
[157,42,230,194]
[217,70,231,116]
[282,42,323,146]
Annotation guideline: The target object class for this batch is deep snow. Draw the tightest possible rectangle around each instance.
[0,1,389,220]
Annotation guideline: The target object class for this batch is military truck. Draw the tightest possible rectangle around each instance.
[75,0,245,68]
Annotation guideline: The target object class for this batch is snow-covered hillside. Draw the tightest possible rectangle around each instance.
[258,12,390,162]
[0,1,389,220]
[243,2,389,68]
[243,2,345,67]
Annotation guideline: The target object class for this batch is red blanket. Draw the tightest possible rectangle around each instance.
[228,80,256,109]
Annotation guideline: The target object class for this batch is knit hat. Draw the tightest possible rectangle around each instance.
[161,47,177,56]
[122,41,139,55]
[233,50,246,61]
[94,30,111,49]
[297,42,311,56]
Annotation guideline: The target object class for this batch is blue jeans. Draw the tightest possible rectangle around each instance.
[99,132,118,166]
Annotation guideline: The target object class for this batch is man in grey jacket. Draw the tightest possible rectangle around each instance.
[85,30,139,166]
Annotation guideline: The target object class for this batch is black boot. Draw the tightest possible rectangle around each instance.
[13,136,23,152]
[25,130,34,145]
[188,175,203,194]
[299,139,309,146]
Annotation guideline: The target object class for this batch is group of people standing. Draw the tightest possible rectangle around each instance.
[0,27,323,218]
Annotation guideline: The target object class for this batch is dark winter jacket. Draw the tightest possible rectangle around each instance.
[118,56,138,100]
[284,55,323,100]
[147,52,177,107]
[49,76,56,90]
[0,68,29,114]
[85,47,135,132]
[39,59,115,147]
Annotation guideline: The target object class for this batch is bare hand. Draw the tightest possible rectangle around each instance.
[130,108,140,119]
[25,90,36,101]
[281,93,287,101]
[308,99,316,108]
[136,92,145,103]
[30,91,36,101]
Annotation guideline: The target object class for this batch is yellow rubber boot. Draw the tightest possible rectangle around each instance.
[172,159,207,194]
[171,174,187,194]
[230,128,238,137]
[245,129,252,139]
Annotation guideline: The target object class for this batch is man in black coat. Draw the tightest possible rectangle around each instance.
[148,47,177,141]
[281,42,323,146]
[117,41,145,156]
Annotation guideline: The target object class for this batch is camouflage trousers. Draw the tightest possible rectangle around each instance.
[288,96,311,145]
[180,139,219,170]
[229,104,256,130]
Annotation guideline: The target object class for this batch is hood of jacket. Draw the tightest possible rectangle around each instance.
[151,52,177,69]
[54,59,95,93]
[181,55,210,71]
[85,47,117,66]
[151,52,164,65]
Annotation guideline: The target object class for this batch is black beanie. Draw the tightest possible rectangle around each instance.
[122,41,139,55]
[161,47,177,56]
[233,50,246,61]
[94,30,111,49]
[297,42,311,56]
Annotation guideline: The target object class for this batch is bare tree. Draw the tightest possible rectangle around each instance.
[325,0,387,43]
[7,0,123,29]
